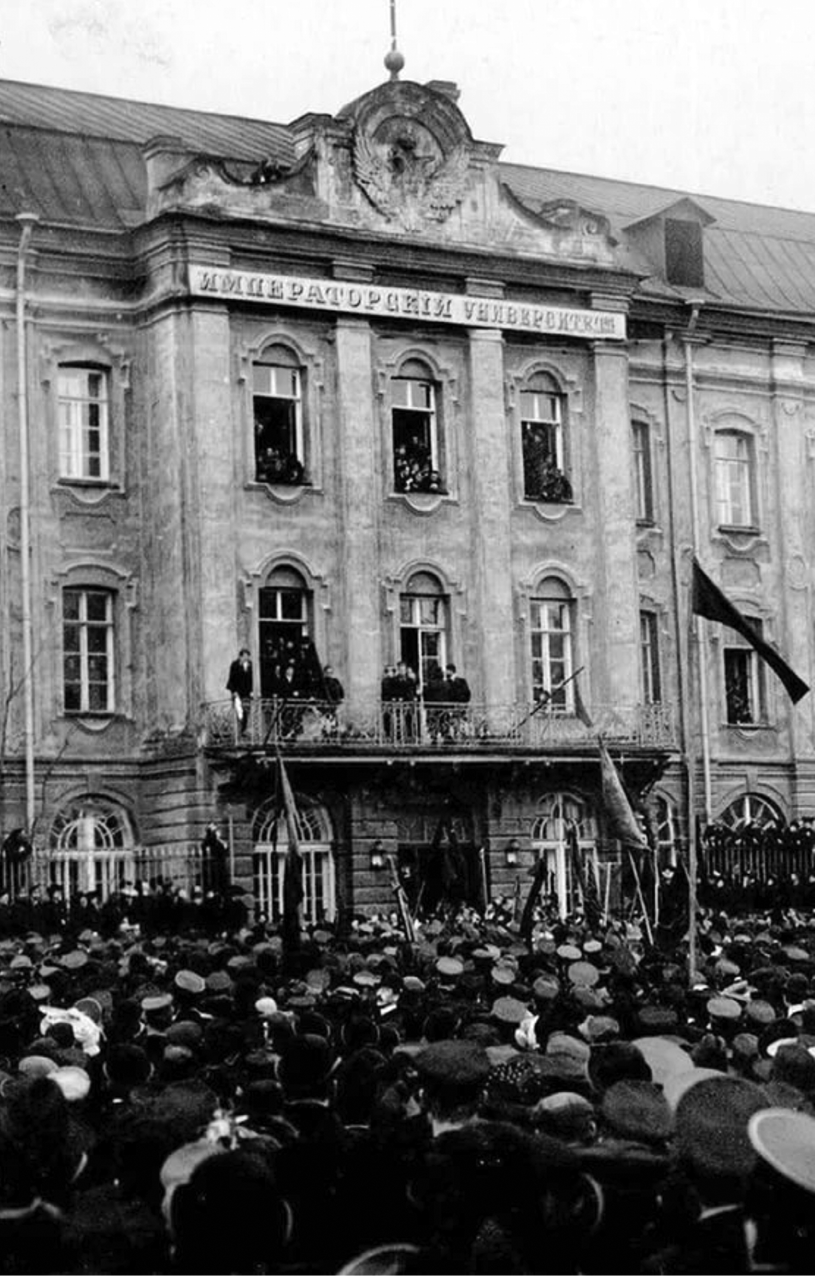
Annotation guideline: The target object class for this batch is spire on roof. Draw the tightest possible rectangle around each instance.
[384,0,405,80]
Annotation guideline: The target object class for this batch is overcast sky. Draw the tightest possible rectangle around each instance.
[0,0,812,210]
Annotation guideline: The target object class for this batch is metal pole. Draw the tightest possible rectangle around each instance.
[16,213,39,833]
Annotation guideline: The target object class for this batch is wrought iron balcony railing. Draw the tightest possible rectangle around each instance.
[201,697,675,752]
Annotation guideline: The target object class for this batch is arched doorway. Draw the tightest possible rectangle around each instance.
[531,791,598,919]
[47,798,136,898]
[252,800,335,925]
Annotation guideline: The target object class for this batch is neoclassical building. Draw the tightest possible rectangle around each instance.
[1,68,813,920]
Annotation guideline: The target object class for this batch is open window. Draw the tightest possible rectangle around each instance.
[521,373,571,503]
[253,347,307,485]
[391,359,445,494]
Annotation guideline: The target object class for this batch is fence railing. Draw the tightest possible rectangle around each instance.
[25,843,212,901]
[202,697,675,751]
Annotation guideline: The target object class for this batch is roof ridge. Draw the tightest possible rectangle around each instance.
[0,77,291,135]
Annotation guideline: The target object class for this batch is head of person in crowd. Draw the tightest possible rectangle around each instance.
[415,1039,491,1135]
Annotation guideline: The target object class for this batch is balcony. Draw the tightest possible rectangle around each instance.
[201,697,676,755]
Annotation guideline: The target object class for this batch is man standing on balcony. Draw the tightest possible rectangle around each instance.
[226,648,253,736]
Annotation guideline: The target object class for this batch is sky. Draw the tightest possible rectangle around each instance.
[0,0,812,210]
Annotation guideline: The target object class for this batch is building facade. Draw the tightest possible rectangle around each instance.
[1,71,814,920]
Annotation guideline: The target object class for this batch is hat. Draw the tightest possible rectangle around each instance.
[205,971,233,995]
[578,1015,620,1044]
[141,992,173,1014]
[255,996,279,1018]
[175,970,206,996]
[484,1055,551,1106]
[707,996,742,1024]
[602,1080,673,1146]
[278,1034,335,1097]
[749,1108,815,1194]
[746,999,778,1028]
[534,1092,596,1141]
[632,1036,693,1090]
[557,944,582,962]
[491,996,529,1025]
[568,960,599,988]
[49,1065,91,1102]
[771,1043,815,1094]
[545,1032,590,1070]
[532,975,560,1002]
[415,1040,491,1097]
[637,1005,679,1035]
[675,1075,767,1180]
[18,1055,57,1079]
[61,950,88,971]
[436,956,463,980]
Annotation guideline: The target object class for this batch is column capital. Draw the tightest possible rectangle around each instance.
[467,326,504,344]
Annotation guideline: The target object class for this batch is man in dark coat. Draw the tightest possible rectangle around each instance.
[226,648,253,735]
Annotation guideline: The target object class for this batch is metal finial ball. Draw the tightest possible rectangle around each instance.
[384,48,405,76]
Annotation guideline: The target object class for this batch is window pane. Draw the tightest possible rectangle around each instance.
[725,649,755,724]
[85,593,110,622]
[87,683,108,712]
[280,590,305,620]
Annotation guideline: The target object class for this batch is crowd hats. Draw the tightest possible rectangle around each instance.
[748,1108,815,1195]
[675,1075,768,1181]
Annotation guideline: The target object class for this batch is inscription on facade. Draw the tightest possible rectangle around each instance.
[188,267,626,340]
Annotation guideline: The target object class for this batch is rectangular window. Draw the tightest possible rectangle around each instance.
[253,364,305,484]
[724,626,764,725]
[521,390,571,502]
[632,420,654,522]
[63,588,114,713]
[715,433,754,527]
[392,378,443,493]
[58,367,109,481]
[640,611,661,704]
[665,219,704,287]
[399,592,448,690]
[530,598,573,711]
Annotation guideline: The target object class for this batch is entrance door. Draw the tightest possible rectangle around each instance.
[531,791,597,919]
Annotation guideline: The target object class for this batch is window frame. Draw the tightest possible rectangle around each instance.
[714,430,756,530]
[639,609,662,705]
[391,363,445,495]
[632,419,654,524]
[723,637,766,726]
[520,374,571,504]
[62,586,116,716]
[398,571,450,693]
[530,578,575,711]
[57,364,110,483]
[252,358,307,485]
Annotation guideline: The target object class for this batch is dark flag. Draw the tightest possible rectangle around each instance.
[599,737,649,851]
[277,752,303,953]
[692,557,809,703]
[567,820,602,930]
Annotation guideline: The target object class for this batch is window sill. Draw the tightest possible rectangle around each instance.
[247,480,315,506]
[53,480,124,506]
[717,524,761,537]
[63,713,117,733]
[388,490,452,516]
[522,498,581,524]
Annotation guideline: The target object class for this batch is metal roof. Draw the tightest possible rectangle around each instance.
[501,163,815,314]
[3,79,815,316]
[0,79,293,163]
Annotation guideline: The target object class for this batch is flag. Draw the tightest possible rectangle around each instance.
[566,820,601,929]
[599,736,649,850]
[277,751,303,950]
[692,557,809,703]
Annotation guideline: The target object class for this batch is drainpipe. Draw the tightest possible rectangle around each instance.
[681,301,710,982]
[16,212,38,833]
[682,305,713,823]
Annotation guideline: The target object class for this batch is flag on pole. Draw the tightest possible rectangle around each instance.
[692,557,809,703]
[599,737,649,851]
[276,751,303,950]
[566,820,601,930]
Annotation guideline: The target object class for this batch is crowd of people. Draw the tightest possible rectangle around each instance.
[0,874,814,1272]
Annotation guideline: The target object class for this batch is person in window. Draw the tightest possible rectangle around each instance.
[226,648,253,736]
[444,663,471,739]
[321,664,344,737]
[423,662,447,742]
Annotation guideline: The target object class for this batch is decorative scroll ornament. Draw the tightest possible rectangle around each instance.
[353,119,469,232]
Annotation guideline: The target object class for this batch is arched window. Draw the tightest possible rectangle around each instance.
[714,430,755,528]
[253,345,306,485]
[391,358,444,494]
[530,576,574,710]
[531,791,597,918]
[259,566,312,697]
[399,571,449,692]
[655,795,680,868]
[521,372,570,503]
[253,802,335,925]
[47,798,135,897]
[719,793,783,830]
